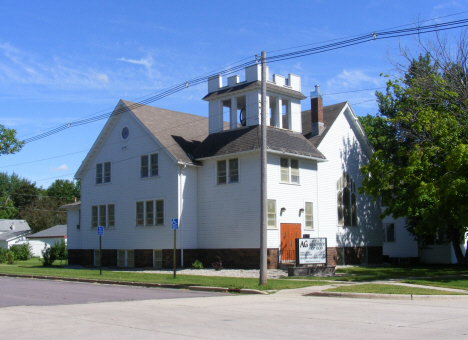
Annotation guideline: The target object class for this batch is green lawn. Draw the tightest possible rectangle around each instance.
[403,277,468,291]
[325,283,461,295]
[0,259,327,291]
[285,265,468,282]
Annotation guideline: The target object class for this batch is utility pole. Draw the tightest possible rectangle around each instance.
[260,51,267,285]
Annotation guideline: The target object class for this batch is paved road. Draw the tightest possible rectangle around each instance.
[1,278,468,339]
[0,277,224,307]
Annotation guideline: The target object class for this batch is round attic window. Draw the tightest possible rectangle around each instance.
[121,127,129,140]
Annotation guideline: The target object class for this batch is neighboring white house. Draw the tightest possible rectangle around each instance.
[63,64,383,269]
[23,225,67,258]
[0,219,31,249]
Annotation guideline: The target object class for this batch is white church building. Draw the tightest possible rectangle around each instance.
[64,64,383,269]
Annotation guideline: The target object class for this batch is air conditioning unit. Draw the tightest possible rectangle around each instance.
[77,224,80,230]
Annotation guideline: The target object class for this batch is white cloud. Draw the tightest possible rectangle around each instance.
[93,73,109,83]
[117,56,154,69]
[49,164,69,172]
[326,69,383,89]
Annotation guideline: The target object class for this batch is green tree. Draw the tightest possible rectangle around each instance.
[0,196,18,219]
[19,197,67,233]
[46,179,80,203]
[360,53,468,265]
[0,124,24,156]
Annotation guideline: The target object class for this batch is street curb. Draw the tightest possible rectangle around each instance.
[0,273,268,295]
[305,291,468,300]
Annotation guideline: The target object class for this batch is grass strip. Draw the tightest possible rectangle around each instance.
[403,278,468,291]
[325,283,461,295]
[284,265,468,282]
[0,259,327,291]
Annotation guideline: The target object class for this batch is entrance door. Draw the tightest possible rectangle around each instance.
[280,223,301,262]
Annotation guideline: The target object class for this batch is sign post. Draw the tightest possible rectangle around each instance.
[171,219,178,279]
[97,226,104,275]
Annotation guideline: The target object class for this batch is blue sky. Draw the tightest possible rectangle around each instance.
[1,0,468,188]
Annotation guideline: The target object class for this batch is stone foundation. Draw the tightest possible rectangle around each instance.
[288,266,335,277]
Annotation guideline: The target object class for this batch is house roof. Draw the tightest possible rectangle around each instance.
[0,230,30,241]
[193,125,326,160]
[61,201,81,209]
[0,219,30,232]
[28,225,67,239]
[301,102,348,147]
[202,81,307,101]
[122,100,230,165]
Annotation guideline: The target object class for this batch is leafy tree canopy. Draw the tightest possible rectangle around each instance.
[359,52,468,265]
[46,179,80,204]
[0,124,24,156]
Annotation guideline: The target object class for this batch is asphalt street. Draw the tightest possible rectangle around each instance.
[0,276,224,307]
[1,277,468,339]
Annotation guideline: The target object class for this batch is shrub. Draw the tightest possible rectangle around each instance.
[211,256,223,271]
[40,246,57,266]
[10,243,32,261]
[52,239,68,265]
[192,260,203,269]
[0,249,16,264]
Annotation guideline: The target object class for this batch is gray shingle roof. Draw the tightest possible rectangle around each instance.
[122,100,229,165]
[302,102,347,147]
[61,201,81,209]
[193,125,325,160]
[0,230,30,241]
[0,219,30,232]
[202,81,307,101]
[28,225,67,239]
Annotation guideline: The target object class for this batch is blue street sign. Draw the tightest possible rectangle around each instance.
[171,219,179,230]
[97,226,104,236]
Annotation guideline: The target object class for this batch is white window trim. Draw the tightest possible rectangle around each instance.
[140,153,159,179]
[304,201,314,230]
[91,203,115,229]
[383,223,396,243]
[95,161,111,185]
[135,199,165,227]
[267,199,277,229]
[279,157,300,184]
[216,158,240,185]
[118,249,135,268]
[337,172,358,227]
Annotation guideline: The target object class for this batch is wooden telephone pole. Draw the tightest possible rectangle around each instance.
[260,51,267,285]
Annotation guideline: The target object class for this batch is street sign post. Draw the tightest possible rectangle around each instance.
[171,219,178,278]
[97,226,104,275]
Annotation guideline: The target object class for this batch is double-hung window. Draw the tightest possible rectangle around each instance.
[305,202,313,229]
[382,223,395,242]
[217,158,239,184]
[91,204,115,228]
[280,158,300,184]
[267,199,276,228]
[141,153,158,178]
[136,200,164,226]
[96,162,111,184]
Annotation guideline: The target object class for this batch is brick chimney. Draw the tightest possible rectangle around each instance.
[310,85,323,136]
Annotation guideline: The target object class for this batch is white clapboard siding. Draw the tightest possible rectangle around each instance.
[66,208,81,249]
[79,111,179,250]
[179,165,198,249]
[382,216,418,258]
[197,152,261,249]
[316,107,382,248]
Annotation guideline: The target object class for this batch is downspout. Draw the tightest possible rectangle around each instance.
[316,164,320,238]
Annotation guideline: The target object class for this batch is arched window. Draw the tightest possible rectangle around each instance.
[337,173,357,226]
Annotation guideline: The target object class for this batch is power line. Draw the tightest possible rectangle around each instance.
[20,17,467,145]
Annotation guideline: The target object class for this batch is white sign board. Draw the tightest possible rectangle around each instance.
[97,226,104,236]
[171,219,178,230]
[297,238,327,265]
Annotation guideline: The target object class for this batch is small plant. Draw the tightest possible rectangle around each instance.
[10,243,33,261]
[52,239,68,265]
[0,249,17,264]
[211,256,223,271]
[40,246,57,266]
[192,260,203,269]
